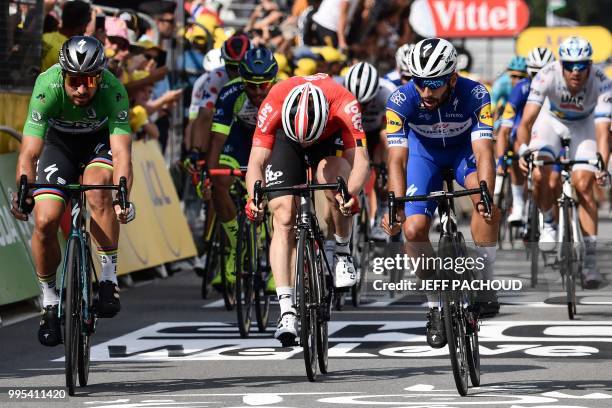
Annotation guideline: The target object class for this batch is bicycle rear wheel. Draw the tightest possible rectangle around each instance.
[443,293,469,396]
[236,215,255,337]
[296,229,318,382]
[64,238,81,396]
[78,242,93,387]
[528,201,540,288]
[465,309,480,387]
[255,221,271,332]
[218,227,235,311]
[496,172,510,248]
[350,201,368,307]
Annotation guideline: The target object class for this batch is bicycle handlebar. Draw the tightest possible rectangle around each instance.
[17,175,128,212]
[253,176,350,208]
[387,181,492,226]
[532,152,605,172]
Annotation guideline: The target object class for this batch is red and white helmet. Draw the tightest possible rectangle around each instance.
[281,82,329,146]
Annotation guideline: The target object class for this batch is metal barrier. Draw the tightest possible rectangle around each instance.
[0,126,22,143]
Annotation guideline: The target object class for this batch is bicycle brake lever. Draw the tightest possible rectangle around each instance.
[388,191,396,226]
[254,180,262,207]
[118,176,128,211]
[336,176,351,203]
[17,175,28,212]
[479,180,492,217]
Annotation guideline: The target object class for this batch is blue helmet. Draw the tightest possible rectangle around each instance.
[558,36,593,62]
[239,46,278,81]
[507,56,527,73]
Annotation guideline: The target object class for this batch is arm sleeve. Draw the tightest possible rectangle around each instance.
[108,79,132,136]
[22,74,57,138]
[385,88,410,148]
[527,70,551,106]
[594,70,611,124]
[470,88,494,141]
[211,86,237,136]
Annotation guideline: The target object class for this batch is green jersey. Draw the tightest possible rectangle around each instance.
[23,64,131,138]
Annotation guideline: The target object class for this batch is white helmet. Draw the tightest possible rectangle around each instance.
[395,43,413,76]
[344,62,379,103]
[203,48,224,72]
[409,38,457,78]
[281,82,329,146]
[558,36,593,62]
[526,47,555,76]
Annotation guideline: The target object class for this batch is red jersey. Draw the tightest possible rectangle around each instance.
[253,74,367,150]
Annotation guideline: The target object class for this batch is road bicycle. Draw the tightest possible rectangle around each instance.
[495,149,519,248]
[521,153,541,287]
[199,165,271,336]
[531,140,605,319]
[17,175,128,396]
[388,170,492,396]
[254,176,351,382]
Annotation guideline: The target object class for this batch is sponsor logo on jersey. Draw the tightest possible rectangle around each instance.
[116,92,123,102]
[385,110,404,134]
[560,93,585,111]
[265,164,284,186]
[257,102,273,131]
[86,107,97,119]
[405,184,418,196]
[31,110,42,122]
[471,85,488,100]
[478,104,493,127]
[445,112,464,119]
[117,110,128,121]
[389,90,406,105]
[344,99,364,132]
[418,111,433,121]
[36,93,46,103]
[44,163,58,182]
[452,97,459,111]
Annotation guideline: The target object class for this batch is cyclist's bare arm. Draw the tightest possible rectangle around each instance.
[109,134,133,192]
[15,135,43,185]
[192,107,214,153]
[343,146,370,196]
[595,121,610,169]
[383,146,407,234]
[516,102,541,153]
[496,123,512,166]
[246,146,272,199]
[206,131,227,170]
[472,138,496,200]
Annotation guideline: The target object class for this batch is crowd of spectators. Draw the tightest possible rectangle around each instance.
[8,0,418,155]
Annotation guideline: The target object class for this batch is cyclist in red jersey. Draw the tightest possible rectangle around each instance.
[245,73,370,345]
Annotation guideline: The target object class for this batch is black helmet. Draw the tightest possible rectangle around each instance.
[59,36,107,75]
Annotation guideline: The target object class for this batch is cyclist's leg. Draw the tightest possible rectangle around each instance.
[570,123,600,287]
[265,135,306,341]
[32,137,78,346]
[530,114,563,250]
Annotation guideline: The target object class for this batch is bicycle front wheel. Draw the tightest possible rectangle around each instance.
[528,201,540,288]
[443,293,469,396]
[465,310,480,387]
[255,221,271,332]
[78,242,94,387]
[561,205,577,320]
[296,228,318,382]
[236,215,255,337]
[64,238,82,396]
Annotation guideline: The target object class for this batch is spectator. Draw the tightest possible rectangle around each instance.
[245,0,284,48]
[129,71,160,142]
[309,0,359,51]
[139,0,177,44]
[41,0,91,71]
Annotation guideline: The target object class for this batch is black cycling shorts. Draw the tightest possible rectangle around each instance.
[365,130,381,158]
[34,127,113,203]
[265,131,344,200]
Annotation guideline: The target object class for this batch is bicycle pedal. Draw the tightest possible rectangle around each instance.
[278,334,298,347]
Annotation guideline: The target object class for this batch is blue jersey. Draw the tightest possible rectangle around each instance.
[500,77,531,140]
[385,75,493,218]
[384,70,402,87]
[385,76,493,149]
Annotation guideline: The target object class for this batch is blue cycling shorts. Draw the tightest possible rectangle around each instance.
[405,135,477,218]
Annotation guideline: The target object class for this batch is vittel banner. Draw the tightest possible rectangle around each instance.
[410,0,530,38]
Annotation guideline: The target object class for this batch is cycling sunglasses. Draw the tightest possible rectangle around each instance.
[65,74,101,88]
[562,61,591,72]
[412,74,452,90]
[509,71,528,80]
[244,79,274,90]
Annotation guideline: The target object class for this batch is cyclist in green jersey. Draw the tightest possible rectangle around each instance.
[206,46,279,293]
[10,36,135,347]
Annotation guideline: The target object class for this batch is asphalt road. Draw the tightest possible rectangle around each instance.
[2,214,612,408]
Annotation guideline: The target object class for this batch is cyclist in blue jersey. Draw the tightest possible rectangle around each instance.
[206,46,278,293]
[491,56,528,132]
[382,38,500,348]
[384,43,413,87]
[495,47,555,224]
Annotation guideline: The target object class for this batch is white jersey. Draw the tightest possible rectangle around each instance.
[528,61,611,123]
[334,76,396,133]
[189,66,229,120]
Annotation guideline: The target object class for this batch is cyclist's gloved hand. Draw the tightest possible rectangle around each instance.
[245,198,263,222]
[517,143,532,174]
[183,149,203,174]
[113,201,136,224]
[10,191,34,221]
[335,193,359,217]
[382,209,405,236]
[196,178,212,200]
[596,170,611,187]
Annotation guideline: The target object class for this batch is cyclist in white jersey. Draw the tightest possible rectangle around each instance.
[516,36,611,289]
[336,62,396,239]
